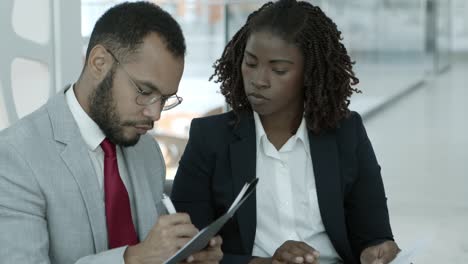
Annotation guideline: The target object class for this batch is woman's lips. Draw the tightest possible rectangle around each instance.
[247,93,269,104]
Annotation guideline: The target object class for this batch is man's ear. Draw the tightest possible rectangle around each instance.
[86,45,113,81]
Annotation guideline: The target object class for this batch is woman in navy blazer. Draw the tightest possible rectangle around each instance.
[172,1,399,263]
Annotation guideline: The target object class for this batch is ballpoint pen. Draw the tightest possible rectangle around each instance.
[162,193,177,214]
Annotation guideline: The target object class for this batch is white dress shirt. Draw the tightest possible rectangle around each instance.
[251,112,342,264]
[66,85,137,262]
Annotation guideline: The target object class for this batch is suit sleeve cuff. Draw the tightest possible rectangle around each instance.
[75,246,128,264]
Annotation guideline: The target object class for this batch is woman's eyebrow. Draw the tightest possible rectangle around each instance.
[244,50,293,64]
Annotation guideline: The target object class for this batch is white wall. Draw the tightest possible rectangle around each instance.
[0,0,82,130]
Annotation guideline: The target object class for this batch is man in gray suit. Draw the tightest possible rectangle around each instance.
[0,2,222,264]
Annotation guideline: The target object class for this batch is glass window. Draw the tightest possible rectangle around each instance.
[81,0,226,179]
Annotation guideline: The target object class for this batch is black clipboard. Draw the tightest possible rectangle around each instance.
[163,178,259,264]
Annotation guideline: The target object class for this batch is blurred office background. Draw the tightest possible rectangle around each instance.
[1,0,467,262]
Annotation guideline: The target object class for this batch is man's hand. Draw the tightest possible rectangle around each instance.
[124,213,199,264]
[250,240,320,264]
[181,236,223,263]
[360,240,400,264]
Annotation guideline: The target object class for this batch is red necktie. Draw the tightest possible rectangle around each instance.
[101,138,138,249]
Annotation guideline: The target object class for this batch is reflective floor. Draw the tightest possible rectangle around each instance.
[364,58,468,263]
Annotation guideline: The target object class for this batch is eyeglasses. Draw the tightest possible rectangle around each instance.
[106,49,183,111]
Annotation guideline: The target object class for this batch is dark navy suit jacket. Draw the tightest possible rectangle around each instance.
[171,111,394,264]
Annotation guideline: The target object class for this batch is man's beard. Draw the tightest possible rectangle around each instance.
[88,67,143,147]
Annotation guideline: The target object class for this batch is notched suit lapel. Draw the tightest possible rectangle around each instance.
[60,140,108,253]
[49,89,108,253]
[309,131,356,263]
[229,114,257,253]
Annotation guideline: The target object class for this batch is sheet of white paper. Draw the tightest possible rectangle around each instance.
[228,184,248,212]
[389,236,432,264]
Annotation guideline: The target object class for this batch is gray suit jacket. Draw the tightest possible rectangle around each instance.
[0,88,166,263]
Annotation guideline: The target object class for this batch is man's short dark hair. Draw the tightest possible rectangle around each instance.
[85,1,186,63]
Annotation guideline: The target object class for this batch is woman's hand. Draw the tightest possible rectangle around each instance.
[270,240,320,264]
[360,240,400,264]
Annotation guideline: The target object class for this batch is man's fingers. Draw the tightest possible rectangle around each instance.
[163,223,198,239]
[189,245,223,262]
[209,235,223,247]
[179,255,195,263]
[173,237,193,249]
[158,213,192,226]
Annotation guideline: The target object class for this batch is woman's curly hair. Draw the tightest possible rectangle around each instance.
[210,0,360,134]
